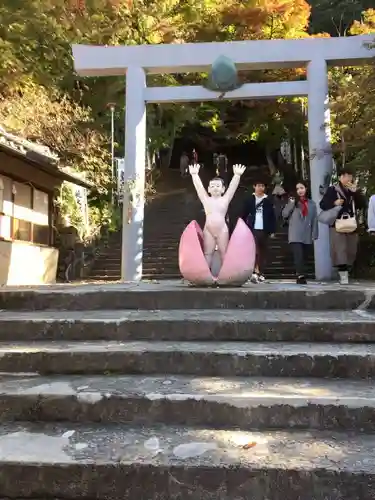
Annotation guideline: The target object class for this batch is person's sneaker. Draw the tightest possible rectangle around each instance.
[296,275,307,285]
[258,274,266,283]
[250,273,259,284]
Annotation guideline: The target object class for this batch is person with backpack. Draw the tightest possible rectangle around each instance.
[319,168,366,284]
[282,181,318,284]
[242,180,276,283]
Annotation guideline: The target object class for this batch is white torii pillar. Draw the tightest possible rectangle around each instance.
[307,58,333,281]
[121,67,146,282]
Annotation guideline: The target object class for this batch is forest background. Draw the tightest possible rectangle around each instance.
[0,0,373,233]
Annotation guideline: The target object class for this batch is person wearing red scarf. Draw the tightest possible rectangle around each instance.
[300,197,309,217]
[282,181,318,284]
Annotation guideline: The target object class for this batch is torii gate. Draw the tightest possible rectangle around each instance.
[72,35,374,282]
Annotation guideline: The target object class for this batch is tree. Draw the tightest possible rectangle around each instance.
[220,0,311,41]
[308,0,374,36]
[0,0,350,198]
[330,10,375,184]
[172,0,315,173]
[0,84,111,193]
[349,7,375,34]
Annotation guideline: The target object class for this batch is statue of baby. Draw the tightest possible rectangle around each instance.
[188,163,246,266]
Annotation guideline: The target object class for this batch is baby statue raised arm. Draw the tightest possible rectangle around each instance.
[189,163,246,267]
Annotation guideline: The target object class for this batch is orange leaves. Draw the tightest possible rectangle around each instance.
[260,0,309,19]
[68,0,85,12]
[309,32,331,38]
[220,0,311,41]
[260,0,311,39]
[221,5,267,38]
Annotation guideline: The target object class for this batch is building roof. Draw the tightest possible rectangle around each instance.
[0,127,93,189]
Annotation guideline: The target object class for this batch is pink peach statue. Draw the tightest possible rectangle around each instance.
[179,163,256,286]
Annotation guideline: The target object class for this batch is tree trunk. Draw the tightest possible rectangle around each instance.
[265,147,277,176]
[165,125,176,169]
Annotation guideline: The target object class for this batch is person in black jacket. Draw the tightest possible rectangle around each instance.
[319,168,366,284]
[242,180,276,283]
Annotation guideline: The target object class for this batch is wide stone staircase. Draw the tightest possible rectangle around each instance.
[89,172,203,281]
[89,168,314,281]
[0,282,375,499]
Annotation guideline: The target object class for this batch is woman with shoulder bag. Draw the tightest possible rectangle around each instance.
[319,168,367,284]
[282,181,318,284]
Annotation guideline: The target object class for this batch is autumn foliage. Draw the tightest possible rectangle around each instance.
[0,0,373,196]
[221,0,311,40]
[330,9,375,182]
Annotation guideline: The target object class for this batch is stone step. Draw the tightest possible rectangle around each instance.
[93,264,311,272]
[88,269,127,277]
[88,276,182,282]
[98,251,178,259]
[91,272,310,278]
[104,232,290,240]
[0,422,373,499]
[96,257,312,265]
[94,258,178,265]
[88,274,314,282]
[90,266,311,276]
[94,265,180,273]
[89,270,312,280]
[141,276,318,282]
[88,274,183,281]
[98,239,297,248]
[1,374,374,431]
[104,242,292,251]
[1,309,374,342]
[103,256,177,263]
[108,242,180,249]
[141,268,181,274]
[0,340,373,378]
[97,251,178,258]
[99,249,179,257]
[0,282,371,311]
[92,259,305,270]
